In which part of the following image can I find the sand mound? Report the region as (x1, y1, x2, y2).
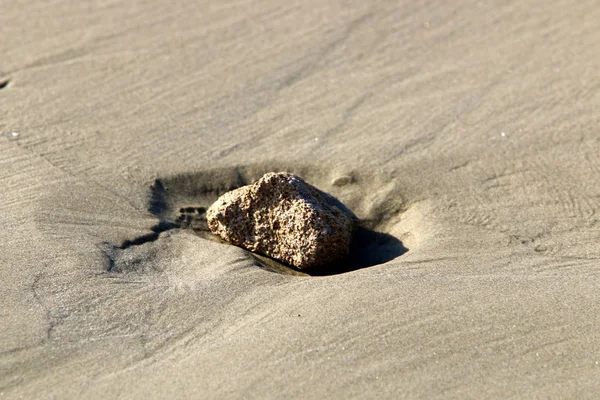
(136, 163, 410, 275)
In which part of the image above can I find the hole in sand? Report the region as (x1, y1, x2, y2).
(138, 163, 408, 276)
(0, 78, 10, 89)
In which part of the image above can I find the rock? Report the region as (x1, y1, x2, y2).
(206, 172, 357, 269)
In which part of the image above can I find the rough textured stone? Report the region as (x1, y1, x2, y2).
(206, 172, 357, 269)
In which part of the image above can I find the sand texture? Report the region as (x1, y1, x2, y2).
(1, 0, 600, 398)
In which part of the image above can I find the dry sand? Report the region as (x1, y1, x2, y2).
(2, 0, 600, 398)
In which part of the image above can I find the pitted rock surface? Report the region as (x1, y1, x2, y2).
(206, 172, 357, 269)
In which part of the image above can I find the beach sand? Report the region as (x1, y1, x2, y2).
(2, 0, 600, 398)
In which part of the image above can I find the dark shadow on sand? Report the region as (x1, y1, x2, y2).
(248, 226, 408, 276)
(304, 227, 408, 276)
(118, 221, 178, 250)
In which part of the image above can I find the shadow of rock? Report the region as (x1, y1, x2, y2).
(302, 227, 408, 276)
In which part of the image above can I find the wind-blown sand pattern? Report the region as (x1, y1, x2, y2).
(2, 1, 600, 398)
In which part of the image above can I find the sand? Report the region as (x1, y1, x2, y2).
(1, 0, 600, 398)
